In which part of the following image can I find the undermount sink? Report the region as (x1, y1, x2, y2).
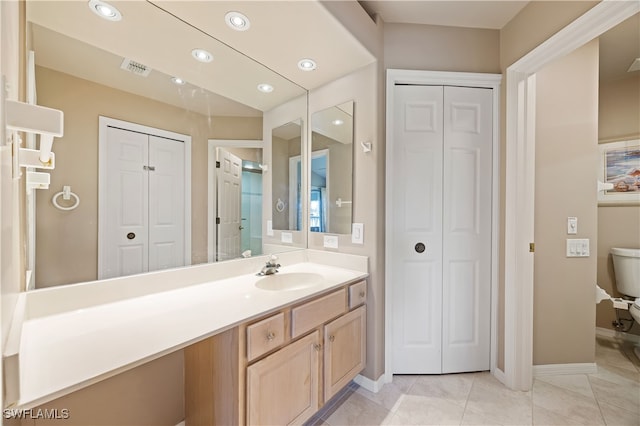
(255, 272, 324, 291)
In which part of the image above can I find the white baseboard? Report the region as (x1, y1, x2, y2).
(354, 373, 386, 393)
(533, 363, 598, 377)
(492, 366, 507, 385)
(596, 326, 640, 344)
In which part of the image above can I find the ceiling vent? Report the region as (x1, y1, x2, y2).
(120, 58, 152, 77)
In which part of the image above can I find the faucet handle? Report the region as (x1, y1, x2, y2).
(269, 254, 278, 261)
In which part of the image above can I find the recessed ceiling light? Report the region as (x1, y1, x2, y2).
(225, 11, 250, 31)
(88, 0, 122, 21)
(171, 77, 186, 85)
(191, 49, 213, 63)
(298, 58, 317, 71)
(257, 83, 274, 93)
(332, 119, 344, 126)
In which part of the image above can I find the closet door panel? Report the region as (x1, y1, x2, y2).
(391, 85, 444, 373)
(442, 86, 492, 373)
(148, 135, 185, 272)
(102, 127, 149, 279)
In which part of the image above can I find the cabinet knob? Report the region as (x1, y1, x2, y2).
(266, 332, 276, 341)
(313, 343, 322, 351)
(329, 335, 335, 342)
(359, 291, 365, 298)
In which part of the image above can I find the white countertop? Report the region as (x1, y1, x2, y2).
(10, 253, 368, 408)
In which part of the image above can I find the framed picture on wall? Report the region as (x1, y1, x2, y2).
(598, 139, 640, 205)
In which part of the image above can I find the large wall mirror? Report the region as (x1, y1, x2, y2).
(26, 1, 307, 288)
(309, 101, 354, 234)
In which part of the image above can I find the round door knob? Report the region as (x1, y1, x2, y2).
(415, 242, 425, 253)
(127, 232, 136, 240)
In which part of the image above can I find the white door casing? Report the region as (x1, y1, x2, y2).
(206, 139, 262, 263)
(98, 117, 191, 280)
(391, 84, 493, 374)
(216, 148, 242, 261)
(385, 70, 501, 382)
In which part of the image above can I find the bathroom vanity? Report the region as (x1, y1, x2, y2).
(4, 249, 368, 423)
(185, 278, 367, 425)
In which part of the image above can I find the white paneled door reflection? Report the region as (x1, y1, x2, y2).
(216, 148, 242, 261)
(102, 126, 185, 279)
(392, 85, 492, 374)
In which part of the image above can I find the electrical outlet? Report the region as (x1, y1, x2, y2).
(352, 223, 364, 244)
(324, 235, 339, 249)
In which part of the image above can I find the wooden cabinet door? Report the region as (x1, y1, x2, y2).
(246, 331, 320, 426)
(324, 306, 366, 401)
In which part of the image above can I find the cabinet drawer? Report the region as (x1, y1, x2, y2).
(291, 289, 346, 338)
(247, 312, 285, 362)
(348, 281, 366, 309)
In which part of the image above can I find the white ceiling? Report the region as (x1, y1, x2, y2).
(26, 0, 376, 116)
(359, 1, 530, 29)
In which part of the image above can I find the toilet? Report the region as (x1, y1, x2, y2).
(610, 248, 640, 324)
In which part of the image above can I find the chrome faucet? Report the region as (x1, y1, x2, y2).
(258, 255, 280, 276)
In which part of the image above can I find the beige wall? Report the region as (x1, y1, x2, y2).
(34, 66, 262, 288)
(500, 1, 598, 70)
(533, 40, 599, 365)
(597, 74, 640, 334)
(384, 22, 500, 73)
(31, 352, 184, 426)
(498, 0, 599, 371)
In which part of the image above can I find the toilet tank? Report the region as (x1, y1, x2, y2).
(611, 248, 640, 297)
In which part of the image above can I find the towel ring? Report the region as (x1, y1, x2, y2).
(275, 198, 286, 213)
(52, 186, 80, 211)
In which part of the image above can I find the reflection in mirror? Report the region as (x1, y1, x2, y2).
(26, 1, 306, 289)
(310, 102, 354, 234)
(214, 145, 263, 262)
(272, 120, 303, 231)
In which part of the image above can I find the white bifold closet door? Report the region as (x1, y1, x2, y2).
(102, 126, 185, 279)
(392, 85, 492, 374)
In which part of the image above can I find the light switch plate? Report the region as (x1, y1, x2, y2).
(566, 238, 589, 257)
(281, 232, 293, 244)
(324, 235, 339, 249)
(567, 217, 577, 234)
(266, 220, 273, 237)
(352, 223, 364, 244)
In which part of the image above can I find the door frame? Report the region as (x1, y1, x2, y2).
(98, 116, 192, 278)
(502, 0, 640, 391)
(384, 70, 502, 383)
(207, 139, 263, 263)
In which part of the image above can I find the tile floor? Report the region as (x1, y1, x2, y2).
(308, 335, 640, 425)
